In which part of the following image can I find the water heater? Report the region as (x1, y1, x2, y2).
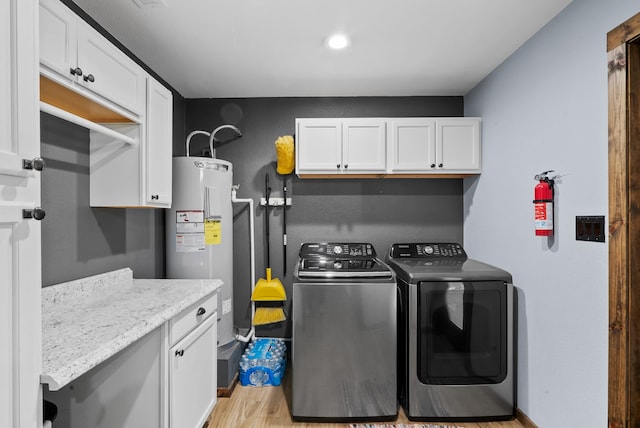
(166, 157, 234, 347)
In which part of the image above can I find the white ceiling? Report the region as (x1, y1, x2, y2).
(71, 0, 573, 99)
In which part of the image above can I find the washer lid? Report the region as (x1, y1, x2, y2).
(386, 243, 512, 283)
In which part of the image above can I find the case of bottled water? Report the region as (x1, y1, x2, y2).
(239, 338, 287, 387)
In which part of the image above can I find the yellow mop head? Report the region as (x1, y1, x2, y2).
(275, 135, 295, 175)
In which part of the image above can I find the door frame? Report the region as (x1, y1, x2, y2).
(608, 11, 640, 428)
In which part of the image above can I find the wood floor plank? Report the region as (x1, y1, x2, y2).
(206, 370, 525, 428)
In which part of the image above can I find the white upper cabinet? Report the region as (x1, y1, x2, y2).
(39, 0, 145, 118)
(389, 118, 436, 172)
(297, 117, 481, 177)
(296, 118, 342, 172)
(342, 119, 387, 172)
(39, 0, 76, 80)
(296, 118, 386, 175)
(39, 0, 173, 208)
(76, 24, 146, 116)
(436, 118, 481, 173)
(144, 78, 173, 207)
(89, 75, 173, 208)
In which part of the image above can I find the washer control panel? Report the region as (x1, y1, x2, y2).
(300, 242, 376, 258)
(389, 243, 467, 259)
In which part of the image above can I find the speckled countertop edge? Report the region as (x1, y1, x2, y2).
(41, 269, 222, 391)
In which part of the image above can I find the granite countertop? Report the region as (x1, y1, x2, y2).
(41, 268, 222, 391)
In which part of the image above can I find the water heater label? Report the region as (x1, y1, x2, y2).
(176, 210, 204, 223)
(205, 219, 222, 245)
(175, 210, 205, 252)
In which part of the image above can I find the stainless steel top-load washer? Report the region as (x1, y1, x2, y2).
(386, 243, 516, 421)
(292, 242, 397, 421)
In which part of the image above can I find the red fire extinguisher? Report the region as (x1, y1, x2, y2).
(533, 171, 555, 236)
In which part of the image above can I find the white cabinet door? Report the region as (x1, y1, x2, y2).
(77, 23, 146, 116)
(1, 1, 42, 427)
(389, 118, 436, 172)
(169, 313, 217, 428)
(145, 78, 173, 207)
(39, 0, 77, 81)
(436, 118, 481, 172)
(89, 76, 173, 208)
(296, 118, 342, 173)
(39, 0, 146, 117)
(342, 119, 386, 172)
(44, 326, 164, 428)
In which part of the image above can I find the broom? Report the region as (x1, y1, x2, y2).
(251, 174, 286, 325)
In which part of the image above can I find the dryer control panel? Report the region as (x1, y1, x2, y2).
(389, 243, 467, 259)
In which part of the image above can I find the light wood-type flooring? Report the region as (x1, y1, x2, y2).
(206, 373, 525, 428)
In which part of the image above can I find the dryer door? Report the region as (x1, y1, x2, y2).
(417, 280, 507, 385)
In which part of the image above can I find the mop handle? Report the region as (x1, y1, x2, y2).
(265, 174, 270, 267)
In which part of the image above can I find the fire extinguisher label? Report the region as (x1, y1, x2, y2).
(534, 202, 553, 230)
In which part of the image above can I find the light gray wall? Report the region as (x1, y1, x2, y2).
(463, 1, 639, 426)
(185, 96, 465, 337)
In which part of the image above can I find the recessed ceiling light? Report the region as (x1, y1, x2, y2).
(326, 34, 350, 50)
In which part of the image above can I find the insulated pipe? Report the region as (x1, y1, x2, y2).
(185, 130, 211, 157)
(231, 185, 255, 343)
(209, 124, 242, 159)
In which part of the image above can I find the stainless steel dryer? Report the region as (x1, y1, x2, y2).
(386, 243, 516, 421)
(292, 242, 397, 421)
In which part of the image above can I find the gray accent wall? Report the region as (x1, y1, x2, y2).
(40, 95, 466, 338)
(184, 96, 465, 337)
(40, 113, 166, 286)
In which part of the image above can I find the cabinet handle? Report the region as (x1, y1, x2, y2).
(197, 307, 206, 316)
(344, 164, 348, 169)
(23, 208, 46, 221)
(336, 164, 340, 169)
(83, 74, 95, 83)
(23, 157, 46, 171)
(175, 349, 184, 357)
(151, 194, 159, 200)
(70, 67, 83, 76)
(430, 163, 436, 168)
(438, 163, 443, 168)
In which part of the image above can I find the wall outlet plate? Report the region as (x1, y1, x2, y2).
(576, 216, 605, 242)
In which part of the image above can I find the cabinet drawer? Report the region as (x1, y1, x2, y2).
(170, 293, 217, 345)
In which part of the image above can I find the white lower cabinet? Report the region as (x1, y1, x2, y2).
(43, 327, 165, 428)
(169, 314, 217, 428)
(43, 292, 218, 428)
